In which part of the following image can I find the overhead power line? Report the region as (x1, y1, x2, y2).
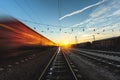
(14, 0, 33, 21)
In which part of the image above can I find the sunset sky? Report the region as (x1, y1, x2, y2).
(0, 0, 120, 44)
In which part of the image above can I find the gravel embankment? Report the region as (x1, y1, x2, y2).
(68, 52, 120, 80)
(0, 48, 57, 80)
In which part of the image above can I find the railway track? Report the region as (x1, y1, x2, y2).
(78, 48, 120, 57)
(73, 48, 120, 70)
(38, 47, 84, 80)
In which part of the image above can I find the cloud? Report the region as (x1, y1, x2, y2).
(111, 9, 120, 16)
(72, 18, 91, 27)
(59, 0, 107, 20)
(71, 0, 120, 28)
(90, 7, 109, 18)
(66, 0, 120, 43)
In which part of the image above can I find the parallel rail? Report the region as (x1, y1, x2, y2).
(38, 47, 84, 80)
(73, 48, 120, 69)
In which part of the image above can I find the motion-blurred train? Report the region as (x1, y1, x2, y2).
(0, 17, 56, 59)
(74, 36, 120, 52)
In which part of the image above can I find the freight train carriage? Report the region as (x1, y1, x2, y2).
(92, 36, 120, 51)
(76, 42, 91, 49)
(74, 36, 120, 52)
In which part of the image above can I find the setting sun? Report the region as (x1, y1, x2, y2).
(58, 41, 71, 48)
(63, 41, 69, 46)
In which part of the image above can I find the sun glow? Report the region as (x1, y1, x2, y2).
(58, 41, 71, 49)
(63, 41, 69, 45)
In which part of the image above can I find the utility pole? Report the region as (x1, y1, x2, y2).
(75, 36, 78, 44)
(93, 35, 95, 41)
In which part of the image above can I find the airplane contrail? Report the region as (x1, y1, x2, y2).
(59, 0, 107, 20)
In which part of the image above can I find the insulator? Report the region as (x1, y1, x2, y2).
(72, 29, 73, 32)
(112, 29, 114, 32)
(83, 28, 85, 32)
(75, 36, 77, 38)
(97, 33, 100, 34)
(60, 28, 61, 31)
(103, 29, 105, 32)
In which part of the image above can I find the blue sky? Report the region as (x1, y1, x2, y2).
(0, 0, 120, 44)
